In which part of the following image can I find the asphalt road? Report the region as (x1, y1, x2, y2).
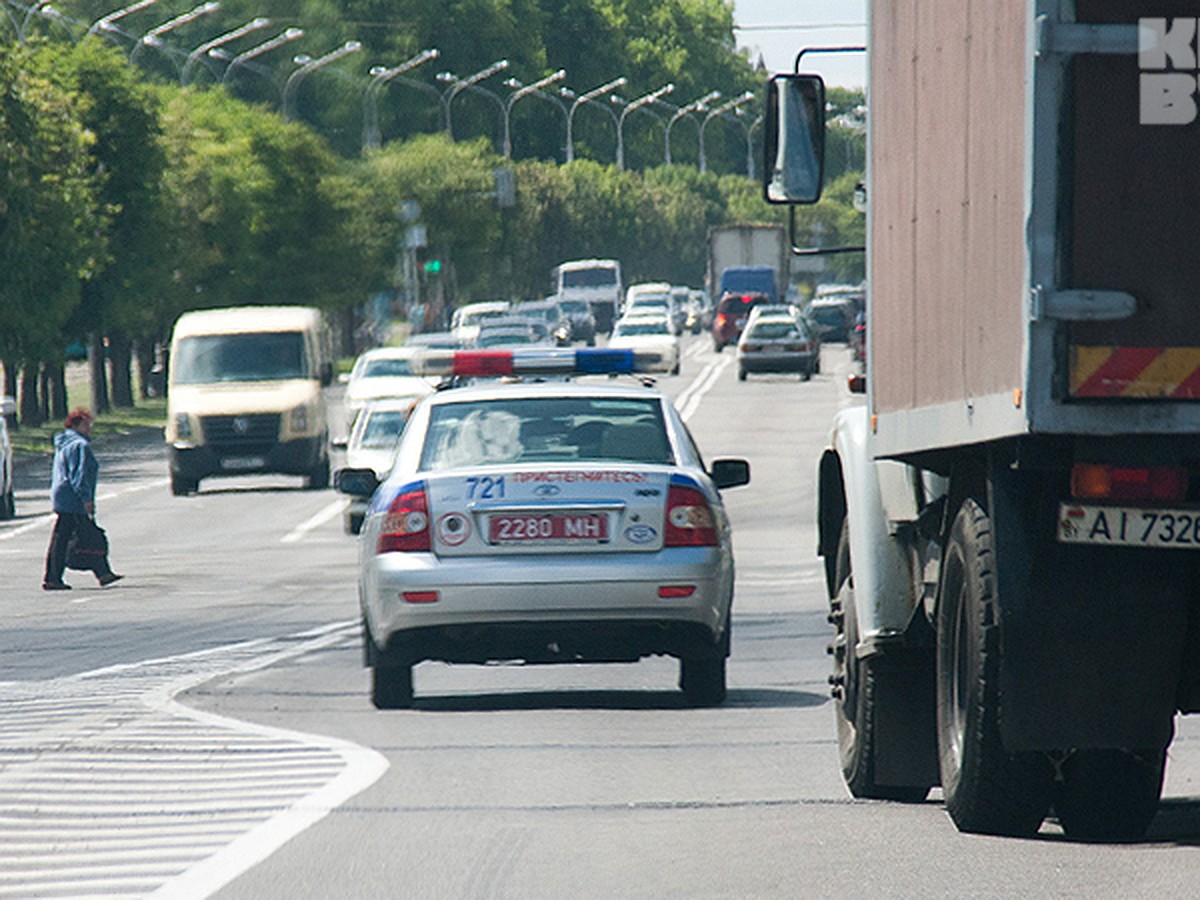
(4, 336, 1200, 898)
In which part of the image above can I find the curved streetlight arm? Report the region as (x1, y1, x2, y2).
(282, 40, 364, 120)
(698, 90, 755, 173)
(182, 16, 270, 86)
(221, 27, 304, 85)
(131, 1, 220, 66)
(363, 48, 440, 150)
(88, 0, 161, 37)
(664, 90, 720, 164)
(564, 76, 626, 163)
(438, 59, 508, 137)
(502, 69, 565, 158)
(616, 83, 674, 170)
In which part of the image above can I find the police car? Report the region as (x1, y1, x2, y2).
(336, 348, 750, 709)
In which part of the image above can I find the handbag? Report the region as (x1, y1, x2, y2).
(66, 517, 108, 571)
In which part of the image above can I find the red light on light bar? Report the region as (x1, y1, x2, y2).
(1070, 464, 1188, 502)
(657, 585, 696, 599)
(455, 350, 514, 377)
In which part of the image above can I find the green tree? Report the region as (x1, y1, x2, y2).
(0, 42, 105, 424)
(32, 38, 173, 411)
(156, 85, 369, 314)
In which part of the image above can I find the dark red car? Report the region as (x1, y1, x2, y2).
(711, 291, 774, 351)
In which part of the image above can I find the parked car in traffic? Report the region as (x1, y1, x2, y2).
(805, 296, 856, 342)
(0, 395, 14, 520)
(343, 346, 438, 430)
(609, 313, 682, 375)
(513, 300, 573, 346)
(711, 291, 775, 351)
(475, 317, 553, 348)
(450, 301, 511, 346)
(736, 310, 819, 381)
(334, 398, 416, 534)
(553, 297, 597, 345)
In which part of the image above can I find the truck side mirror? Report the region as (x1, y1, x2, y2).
(763, 74, 826, 205)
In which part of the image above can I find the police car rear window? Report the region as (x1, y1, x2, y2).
(420, 397, 671, 470)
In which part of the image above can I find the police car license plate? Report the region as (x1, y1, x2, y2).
(488, 513, 608, 544)
(1058, 503, 1200, 549)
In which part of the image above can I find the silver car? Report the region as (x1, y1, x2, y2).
(334, 398, 417, 534)
(338, 351, 750, 709)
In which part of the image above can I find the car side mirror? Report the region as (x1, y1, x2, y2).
(710, 458, 750, 490)
(335, 467, 379, 498)
(319, 361, 334, 387)
(763, 73, 826, 205)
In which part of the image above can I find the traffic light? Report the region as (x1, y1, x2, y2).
(423, 259, 442, 274)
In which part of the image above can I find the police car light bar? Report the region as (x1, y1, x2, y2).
(410, 348, 669, 377)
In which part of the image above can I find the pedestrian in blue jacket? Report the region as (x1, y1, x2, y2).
(42, 409, 122, 590)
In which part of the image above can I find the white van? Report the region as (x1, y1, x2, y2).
(165, 306, 334, 495)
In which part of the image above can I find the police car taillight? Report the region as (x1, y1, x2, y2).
(378, 484, 431, 553)
(409, 347, 670, 377)
(664, 484, 718, 547)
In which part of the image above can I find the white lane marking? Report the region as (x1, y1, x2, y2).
(0, 620, 388, 899)
(281, 498, 347, 543)
(677, 354, 732, 422)
(0, 478, 169, 542)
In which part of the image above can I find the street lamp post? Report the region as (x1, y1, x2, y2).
(363, 48, 439, 150)
(182, 17, 270, 86)
(130, 1, 221, 67)
(699, 90, 754, 173)
(437, 59, 509, 140)
(504, 76, 571, 162)
(501, 69, 565, 158)
(282, 41, 364, 120)
(664, 90, 720, 165)
(220, 27, 304, 90)
(87, 0, 162, 42)
(564, 76, 626, 163)
(11, 0, 50, 42)
(616, 83, 674, 171)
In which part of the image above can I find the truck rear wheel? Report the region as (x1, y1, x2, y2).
(937, 498, 1053, 836)
(832, 522, 930, 802)
(1053, 748, 1165, 842)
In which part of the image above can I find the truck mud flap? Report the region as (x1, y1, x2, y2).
(987, 451, 1186, 752)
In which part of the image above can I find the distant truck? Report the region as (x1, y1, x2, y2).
(768, 3, 1200, 842)
(551, 259, 623, 334)
(706, 224, 788, 305)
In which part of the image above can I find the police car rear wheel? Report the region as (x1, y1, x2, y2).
(680, 656, 726, 706)
(371, 664, 414, 709)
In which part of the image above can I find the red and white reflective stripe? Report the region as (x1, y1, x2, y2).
(1070, 346, 1200, 399)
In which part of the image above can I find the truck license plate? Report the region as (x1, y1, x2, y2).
(1058, 503, 1200, 549)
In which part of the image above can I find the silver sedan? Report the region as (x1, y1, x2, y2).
(338, 353, 749, 709)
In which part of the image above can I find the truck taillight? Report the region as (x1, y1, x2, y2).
(1071, 464, 1188, 502)
(378, 484, 431, 552)
(664, 484, 718, 547)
